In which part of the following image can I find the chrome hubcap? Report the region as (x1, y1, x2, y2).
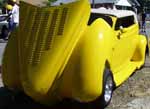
(104, 76, 113, 102)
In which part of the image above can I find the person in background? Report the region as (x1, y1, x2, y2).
(5, 4, 13, 34)
(8, 0, 19, 32)
(0, 4, 13, 40)
(142, 12, 146, 32)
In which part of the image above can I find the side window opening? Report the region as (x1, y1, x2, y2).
(115, 16, 135, 30)
(88, 13, 113, 27)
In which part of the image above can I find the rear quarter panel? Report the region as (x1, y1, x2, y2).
(61, 18, 116, 102)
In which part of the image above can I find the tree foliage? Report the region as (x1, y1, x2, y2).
(47, 0, 57, 5)
(48, 0, 57, 2)
(0, 0, 4, 8)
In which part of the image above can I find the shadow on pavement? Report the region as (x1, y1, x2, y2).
(0, 87, 95, 109)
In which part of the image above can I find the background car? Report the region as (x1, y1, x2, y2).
(0, 14, 9, 39)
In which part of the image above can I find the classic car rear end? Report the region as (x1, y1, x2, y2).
(2, 0, 147, 108)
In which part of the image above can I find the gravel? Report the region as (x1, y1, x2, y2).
(106, 56, 150, 109)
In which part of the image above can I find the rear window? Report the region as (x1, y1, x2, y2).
(88, 13, 113, 27)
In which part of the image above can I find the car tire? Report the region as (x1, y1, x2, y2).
(92, 68, 114, 108)
(146, 45, 149, 55)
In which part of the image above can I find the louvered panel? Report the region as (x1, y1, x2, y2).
(45, 9, 59, 50)
(33, 10, 51, 65)
(24, 8, 37, 48)
(20, 4, 30, 32)
(27, 9, 42, 64)
(20, 3, 38, 68)
(57, 8, 68, 36)
(20, 4, 70, 65)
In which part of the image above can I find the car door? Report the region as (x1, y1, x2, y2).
(110, 16, 137, 72)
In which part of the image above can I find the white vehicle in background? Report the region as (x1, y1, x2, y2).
(0, 14, 9, 40)
(0, 14, 8, 30)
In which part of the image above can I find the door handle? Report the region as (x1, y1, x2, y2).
(117, 32, 121, 39)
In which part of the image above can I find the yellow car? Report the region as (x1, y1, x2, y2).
(2, 0, 147, 108)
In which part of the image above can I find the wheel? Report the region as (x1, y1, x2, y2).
(92, 68, 114, 108)
(146, 44, 149, 56)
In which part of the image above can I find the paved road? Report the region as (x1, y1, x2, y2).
(0, 41, 6, 65)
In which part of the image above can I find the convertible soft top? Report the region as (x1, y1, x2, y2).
(91, 8, 138, 23)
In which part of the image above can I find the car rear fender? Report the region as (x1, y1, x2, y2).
(71, 18, 115, 102)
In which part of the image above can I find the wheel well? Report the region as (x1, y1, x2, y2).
(105, 60, 116, 88)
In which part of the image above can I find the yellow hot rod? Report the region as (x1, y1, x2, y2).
(2, 0, 147, 108)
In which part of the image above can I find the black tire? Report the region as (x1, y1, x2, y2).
(92, 68, 114, 109)
(146, 44, 149, 56)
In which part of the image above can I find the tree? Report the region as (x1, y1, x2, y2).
(47, 0, 57, 5)
(0, 0, 5, 8)
(140, 0, 150, 12)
